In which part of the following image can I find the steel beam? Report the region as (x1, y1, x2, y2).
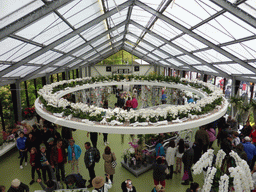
(0, 0, 74, 41)
(0, 1, 132, 77)
(135, 0, 256, 74)
(130, 20, 230, 78)
(18, 22, 127, 81)
(210, 0, 256, 29)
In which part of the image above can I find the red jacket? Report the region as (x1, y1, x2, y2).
(250, 130, 256, 143)
(50, 145, 67, 166)
(125, 100, 132, 108)
(131, 98, 138, 109)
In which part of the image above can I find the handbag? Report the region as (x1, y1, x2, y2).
(111, 153, 117, 168)
(182, 170, 189, 181)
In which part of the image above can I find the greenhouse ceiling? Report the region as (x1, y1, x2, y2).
(1, 0, 256, 86)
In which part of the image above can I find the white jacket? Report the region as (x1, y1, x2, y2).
(166, 147, 177, 166)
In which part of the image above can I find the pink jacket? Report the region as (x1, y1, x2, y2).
(206, 128, 216, 142)
(131, 98, 138, 109)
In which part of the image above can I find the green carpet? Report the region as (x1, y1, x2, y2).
(0, 128, 207, 191)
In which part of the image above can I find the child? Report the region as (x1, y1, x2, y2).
(29, 147, 41, 185)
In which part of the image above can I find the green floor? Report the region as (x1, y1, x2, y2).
(0, 129, 205, 191)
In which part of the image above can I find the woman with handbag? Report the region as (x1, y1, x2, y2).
(103, 146, 116, 183)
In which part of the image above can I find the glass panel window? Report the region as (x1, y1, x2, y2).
(167, 58, 184, 66)
(147, 53, 159, 61)
(215, 64, 253, 74)
(199, 49, 231, 62)
(222, 43, 256, 60)
(239, 1, 256, 18)
(29, 50, 62, 65)
(126, 34, 138, 44)
(97, 44, 109, 52)
(177, 55, 201, 64)
(15, 13, 72, 45)
(0, 0, 44, 29)
(91, 36, 109, 47)
(72, 46, 92, 57)
(152, 20, 182, 40)
(68, 59, 83, 68)
(143, 34, 164, 47)
(110, 26, 125, 37)
(3, 66, 39, 77)
(173, 35, 207, 51)
(55, 36, 85, 53)
(83, 51, 97, 60)
(160, 44, 182, 56)
(131, 6, 152, 27)
(39, 67, 56, 74)
(53, 57, 74, 66)
(152, 50, 169, 59)
(138, 41, 155, 51)
(194, 65, 217, 73)
(81, 22, 106, 41)
(128, 24, 144, 37)
(100, 48, 112, 56)
(0, 64, 10, 71)
(135, 47, 148, 55)
(58, 0, 101, 29)
(108, 8, 128, 27)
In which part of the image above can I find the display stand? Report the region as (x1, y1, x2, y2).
(0, 142, 16, 156)
(121, 160, 153, 177)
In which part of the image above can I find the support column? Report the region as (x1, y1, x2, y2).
(42, 77, 46, 86)
(250, 83, 254, 101)
(62, 72, 66, 80)
(11, 82, 22, 122)
(235, 80, 240, 96)
(223, 78, 227, 94)
(0, 99, 5, 131)
(34, 79, 38, 98)
(168, 68, 171, 76)
(182, 71, 186, 78)
(57, 73, 59, 82)
(51, 75, 53, 83)
(79, 67, 83, 78)
(24, 81, 30, 107)
(46, 74, 50, 84)
(76, 69, 79, 78)
(214, 76, 217, 85)
(85, 67, 87, 77)
(65, 69, 69, 80)
(203, 74, 208, 82)
(88, 66, 91, 77)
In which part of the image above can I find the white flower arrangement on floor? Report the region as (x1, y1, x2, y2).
(192, 149, 254, 192)
(37, 75, 225, 125)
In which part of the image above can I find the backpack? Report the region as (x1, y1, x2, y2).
(93, 147, 101, 163)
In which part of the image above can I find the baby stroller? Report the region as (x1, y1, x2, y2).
(64, 173, 86, 189)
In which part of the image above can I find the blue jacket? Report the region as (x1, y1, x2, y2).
(68, 144, 82, 161)
(155, 143, 165, 157)
(242, 142, 256, 161)
(17, 137, 27, 150)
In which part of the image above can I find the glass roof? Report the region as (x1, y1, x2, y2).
(1, 0, 256, 84)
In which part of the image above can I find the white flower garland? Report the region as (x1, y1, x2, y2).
(192, 149, 214, 175)
(215, 149, 226, 168)
(202, 167, 217, 192)
(219, 174, 229, 192)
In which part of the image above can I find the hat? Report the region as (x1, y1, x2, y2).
(155, 185, 165, 192)
(47, 137, 54, 143)
(92, 176, 105, 189)
(11, 179, 21, 187)
(40, 144, 46, 149)
(245, 136, 251, 142)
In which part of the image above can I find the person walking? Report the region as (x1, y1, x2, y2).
(7, 179, 29, 192)
(153, 157, 167, 187)
(68, 139, 82, 174)
(87, 132, 99, 148)
(181, 143, 194, 185)
(17, 132, 28, 169)
(50, 139, 67, 182)
(165, 140, 176, 179)
(131, 95, 138, 110)
(206, 124, 216, 148)
(84, 142, 97, 188)
(195, 125, 210, 153)
(102, 146, 116, 182)
(92, 175, 112, 192)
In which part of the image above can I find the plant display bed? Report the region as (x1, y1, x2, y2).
(0, 142, 16, 156)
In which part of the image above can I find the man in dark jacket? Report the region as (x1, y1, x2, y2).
(153, 157, 167, 187)
(84, 142, 96, 188)
(182, 143, 194, 185)
(50, 139, 67, 182)
(7, 179, 29, 192)
(195, 126, 209, 153)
